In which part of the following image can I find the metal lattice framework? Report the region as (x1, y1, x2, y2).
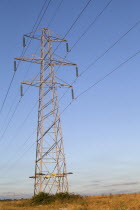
(15, 28, 77, 195)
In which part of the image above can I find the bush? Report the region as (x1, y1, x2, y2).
(32, 192, 82, 205)
(32, 192, 53, 204)
(54, 192, 81, 202)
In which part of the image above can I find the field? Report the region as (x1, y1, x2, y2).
(1, 193, 140, 210)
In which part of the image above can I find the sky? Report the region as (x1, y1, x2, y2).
(0, 0, 140, 198)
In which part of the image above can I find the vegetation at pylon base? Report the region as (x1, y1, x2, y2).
(32, 192, 52, 204)
(54, 192, 81, 200)
(31, 192, 83, 205)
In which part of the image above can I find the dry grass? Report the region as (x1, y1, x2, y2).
(1, 193, 140, 209)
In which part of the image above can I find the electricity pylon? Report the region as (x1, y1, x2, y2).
(15, 28, 78, 195)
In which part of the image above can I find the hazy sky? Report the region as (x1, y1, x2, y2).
(0, 0, 140, 198)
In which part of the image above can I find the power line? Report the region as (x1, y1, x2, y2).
(55, 0, 113, 84)
(53, 0, 113, 104)
(16, 0, 52, 69)
(34, 0, 52, 30)
(48, 0, 64, 27)
(0, 46, 40, 134)
(71, 0, 113, 51)
(16, 0, 49, 60)
(3, 140, 36, 174)
(0, 68, 50, 145)
(0, 70, 43, 145)
(59, 14, 140, 102)
(32, 0, 50, 32)
(1, 99, 73, 174)
(50, 0, 93, 56)
(0, 129, 36, 172)
(76, 49, 140, 99)
(0, 0, 55, 141)
(16, 0, 52, 72)
(0, 0, 52, 120)
(0, 98, 21, 143)
(65, 0, 93, 37)
(78, 19, 140, 78)
(1, 102, 38, 152)
(70, 0, 113, 52)
(0, 72, 16, 115)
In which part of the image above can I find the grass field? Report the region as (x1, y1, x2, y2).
(1, 193, 140, 209)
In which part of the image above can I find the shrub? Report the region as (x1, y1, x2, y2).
(32, 192, 82, 205)
(32, 192, 53, 204)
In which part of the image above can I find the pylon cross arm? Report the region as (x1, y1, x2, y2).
(22, 80, 72, 88)
(15, 57, 76, 66)
(15, 57, 41, 64)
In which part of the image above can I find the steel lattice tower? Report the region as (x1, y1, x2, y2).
(15, 28, 77, 195)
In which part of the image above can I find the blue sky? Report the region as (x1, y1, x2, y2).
(0, 0, 140, 198)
